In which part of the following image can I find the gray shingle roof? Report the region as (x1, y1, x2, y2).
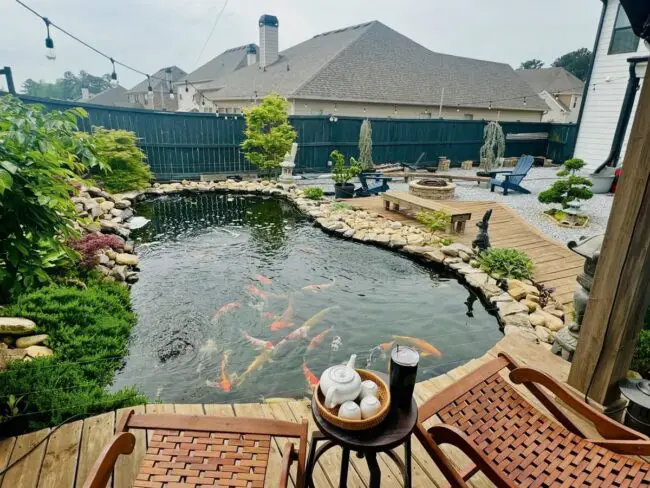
(129, 66, 187, 93)
(81, 85, 140, 108)
(180, 45, 253, 84)
(517, 67, 584, 96)
(202, 21, 546, 111)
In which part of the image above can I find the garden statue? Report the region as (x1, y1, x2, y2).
(472, 209, 492, 253)
(552, 234, 603, 361)
(279, 143, 298, 185)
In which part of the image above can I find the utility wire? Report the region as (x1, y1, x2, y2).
(194, 0, 229, 67)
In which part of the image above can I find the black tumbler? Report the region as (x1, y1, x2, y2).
(389, 345, 419, 409)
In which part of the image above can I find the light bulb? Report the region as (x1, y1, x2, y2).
(148, 90, 153, 100)
(45, 44, 56, 60)
(44, 19, 55, 61)
(169, 91, 175, 100)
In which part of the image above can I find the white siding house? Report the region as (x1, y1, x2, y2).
(574, 0, 648, 173)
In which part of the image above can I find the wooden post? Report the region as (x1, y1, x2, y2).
(568, 73, 650, 405)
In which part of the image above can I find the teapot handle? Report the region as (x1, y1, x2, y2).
(324, 386, 339, 409)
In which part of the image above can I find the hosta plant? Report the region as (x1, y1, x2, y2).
(476, 248, 534, 280)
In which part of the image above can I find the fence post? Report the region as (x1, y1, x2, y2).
(1, 67, 16, 94)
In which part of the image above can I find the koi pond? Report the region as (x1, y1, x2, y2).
(112, 193, 502, 403)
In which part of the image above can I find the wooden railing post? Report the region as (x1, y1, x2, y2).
(568, 73, 650, 406)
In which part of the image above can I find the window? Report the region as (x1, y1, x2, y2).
(419, 112, 432, 119)
(464, 114, 474, 120)
(609, 4, 639, 54)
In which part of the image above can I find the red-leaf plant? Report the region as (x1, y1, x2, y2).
(69, 233, 125, 269)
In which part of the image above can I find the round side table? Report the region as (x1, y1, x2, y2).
(304, 371, 417, 488)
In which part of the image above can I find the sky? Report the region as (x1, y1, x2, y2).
(0, 0, 602, 91)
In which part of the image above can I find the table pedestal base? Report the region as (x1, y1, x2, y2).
(304, 431, 412, 488)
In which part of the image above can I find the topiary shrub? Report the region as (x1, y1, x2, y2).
(68, 233, 125, 269)
(476, 248, 534, 280)
(538, 158, 593, 209)
(241, 94, 296, 177)
(416, 210, 451, 233)
(303, 187, 324, 200)
(358, 119, 373, 171)
(87, 128, 153, 193)
(0, 278, 145, 434)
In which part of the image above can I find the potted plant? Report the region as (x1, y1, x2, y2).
(538, 158, 593, 227)
(331, 150, 361, 198)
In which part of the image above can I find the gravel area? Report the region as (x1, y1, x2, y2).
(295, 167, 614, 245)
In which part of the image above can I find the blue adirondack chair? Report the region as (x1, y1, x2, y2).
(354, 172, 393, 197)
(489, 155, 535, 195)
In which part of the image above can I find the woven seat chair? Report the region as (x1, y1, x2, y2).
(82, 410, 308, 488)
(416, 352, 650, 487)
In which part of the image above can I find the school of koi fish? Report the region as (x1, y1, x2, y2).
(203, 275, 442, 394)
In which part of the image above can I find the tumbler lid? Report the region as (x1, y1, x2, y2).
(391, 345, 419, 366)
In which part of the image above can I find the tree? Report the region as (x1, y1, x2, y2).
(552, 48, 592, 81)
(538, 158, 593, 209)
(519, 59, 545, 70)
(479, 121, 505, 172)
(358, 119, 373, 171)
(21, 70, 112, 100)
(241, 94, 296, 176)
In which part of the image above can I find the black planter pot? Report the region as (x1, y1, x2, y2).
(334, 183, 355, 199)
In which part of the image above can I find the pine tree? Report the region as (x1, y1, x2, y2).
(358, 119, 373, 171)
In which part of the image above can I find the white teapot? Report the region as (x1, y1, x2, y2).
(319, 354, 362, 409)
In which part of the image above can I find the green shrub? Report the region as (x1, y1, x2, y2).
(87, 128, 153, 193)
(416, 210, 451, 233)
(303, 187, 324, 200)
(331, 150, 361, 185)
(0, 278, 145, 433)
(332, 202, 353, 211)
(241, 94, 296, 176)
(632, 330, 650, 378)
(476, 248, 534, 280)
(538, 158, 593, 209)
(0, 96, 94, 301)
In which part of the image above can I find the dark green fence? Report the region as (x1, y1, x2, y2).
(10, 94, 577, 180)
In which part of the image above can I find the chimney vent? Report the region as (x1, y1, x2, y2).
(259, 14, 279, 68)
(246, 44, 258, 66)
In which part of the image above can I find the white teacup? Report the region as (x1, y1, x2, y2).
(360, 395, 382, 419)
(359, 380, 379, 400)
(338, 401, 361, 421)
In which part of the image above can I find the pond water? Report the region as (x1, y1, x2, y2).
(112, 193, 502, 403)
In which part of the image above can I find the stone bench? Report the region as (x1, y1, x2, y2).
(381, 191, 472, 233)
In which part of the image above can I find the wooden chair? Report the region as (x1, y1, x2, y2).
(82, 410, 308, 488)
(416, 353, 650, 487)
(488, 155, 535, 195)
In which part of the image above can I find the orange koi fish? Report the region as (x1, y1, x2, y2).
(241, 330, 274, 351)
(254, 275, 273, 285)
(247, 285, 269, 300)
(235, 349, 273, 386)
(303, 362, 319, 390)
(302, 279, 336, 292)
(379, 340, 395, 351)
(307, 328, 332, 351)
(392, 335, 442, 359)
(270, 297, 294, 331)
(213, 302, 240, 320)
(206, 351, 233, 392)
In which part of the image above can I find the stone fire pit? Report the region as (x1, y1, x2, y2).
(409, 178, 456, 200)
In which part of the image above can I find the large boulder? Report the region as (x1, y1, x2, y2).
(507, 279, 539, 301)
(503, 313, 533, 329)
(88, 186, 113, 201)
(25, 345, 54, 358)
(497, 300, 529, 316)
(100, 201, 115, 213)
(441, 243, 474, 257)
(504, 325, 538, 343)
(114, 200, 132, 209)
(16, 334, 49, 348)
(115, 253, 139, 266)
(0, 318, 36, 336)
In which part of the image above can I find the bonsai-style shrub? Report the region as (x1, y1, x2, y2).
(0, 96, 91, 300)
(416, 210, 451, 233)
(358, 119, 373, 171)
(331, 150, 361, 186)
(479, 121, 505, 172)
(87, 128, 153, 193)
(241, 94, 296, 177)
(476, 247, 534, 280)
(68, 233, 125, 269)
(303, 187, 324, 200)
(539, 158, 593, 209)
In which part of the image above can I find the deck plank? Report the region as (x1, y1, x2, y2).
(0, 437, 16, 487)
(37, 420, 82, 488)
(113, 405, 145, 488)
(75, 412, 115, 488)
(1, 428, 50, 488)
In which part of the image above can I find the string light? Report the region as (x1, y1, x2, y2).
(488, 101, 492, 110)
(109, 58, 117, 83)
(456, 104, 460, 112)
(43, 17, 55, 60)
(523, 97, 527, 106)
(185, 81, 189, 93)
(147, 75, 153, 99)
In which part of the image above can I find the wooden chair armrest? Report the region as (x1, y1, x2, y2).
(81, 432, 136, 488)
(278, 441, 297, 488)
(487, 170, 513, 176)
(509, 367, 645, 440)
(588, 439, 650, 455)
(503, 173, 528, 179)
(426, 425, 513, 488)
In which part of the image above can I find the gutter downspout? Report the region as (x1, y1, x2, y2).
(594, 55, 649, 174)
(575, 0, 608, 132)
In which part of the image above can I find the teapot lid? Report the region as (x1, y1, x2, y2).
(326, 364, 355, 384)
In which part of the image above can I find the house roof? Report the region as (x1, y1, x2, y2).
(180, 45, 254, 84)
(517, 67, 585, 96)
(80, 85, 140, 108)
(200, 21, 546, 111)
(129, 66, 187, 93)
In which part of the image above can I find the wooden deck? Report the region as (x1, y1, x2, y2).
(342, 197, 584, 306)
(0, 335, 589, 488)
